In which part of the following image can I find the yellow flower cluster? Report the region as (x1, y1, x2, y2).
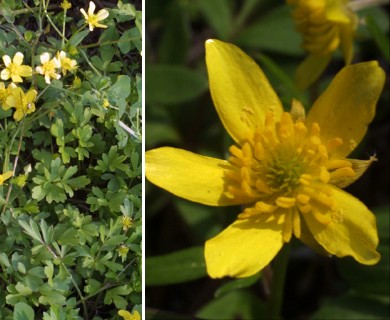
(0, 52, 37, 121)
(0, 50, 77, 121)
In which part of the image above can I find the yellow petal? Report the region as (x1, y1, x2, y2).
(19, 65, 32, 77)
(307, 61, 385, 158)
(303, 184, 380, 265)
(2, 55, 11, 66)
(205, 39, 283, 144)
(205, 216, 284, 278)
(325, 0, 351, 23)
(1, 69, 11, 81)
(88, 1, 96, 15)
(97, 9, 109, 20)
(295, 54, 331, 90)
(298, 213, 331, 257)
(146, 147, 248, 206)
(13, 52, 24, 65)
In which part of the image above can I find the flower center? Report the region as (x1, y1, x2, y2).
(224, 111, 357, 242)
(265, 150, 304, 193)
(9, 63, 21, 75)
(88, 15, 99, 26)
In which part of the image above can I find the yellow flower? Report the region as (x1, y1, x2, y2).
(121, 215, 133, 231)
(1, 52, 32, 83)
(80, 1, 109, 32)
(35, 52, 61, 84)
(56, 51, 77, 75)
(0, 171, 13, 185)
(287, 0, 357, 90)
(118, 310, 141, 320)
(60, 0, 72, 10)
(146, 39, 385, 279)
(117, 244, 129, 262)
(6, 87, 37, 121)
(0, 82, 17, 110)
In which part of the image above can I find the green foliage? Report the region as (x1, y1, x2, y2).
(0, 0, 141, 319)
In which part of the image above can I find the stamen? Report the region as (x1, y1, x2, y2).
(327, 159, 352, 169)
(293, 209, 301, 238)
(302, 187, 333, 208)
(320, 166, 330, 183)
(299, 174, 312, 185)
(283, 209, 293, 242)
(329, 167, 356, 180)
(255, 178, 273, 194)
(255, 201, 277, 213)
(276, 197, 296, 208)
(311, 207, 331, 225)
(297, 193, 310, 204)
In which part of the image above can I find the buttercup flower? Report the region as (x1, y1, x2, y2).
(146, 40, 385, 278)
(121, 215, 133, 231)
(1, 52, 32, 83)
(0, 171, 13, 185)
(60, 0, 72, 10)
(287, 0, 358, 89)
(35, 52, 61, 84)
(56, 51, 77, 75)
(80, 1, 109, 31)
(6, 87, 37, 121)
(117, 244, 129, 262)
(118, 310, 141, 320)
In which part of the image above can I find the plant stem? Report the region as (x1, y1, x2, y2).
(267, 243, 291, 320)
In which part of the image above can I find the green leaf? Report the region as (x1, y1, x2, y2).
(13, 302, 35, 320)
(197, 0, 232, 40)
(68, 30, 90, 47)
(236, 5, 303, 56)
(146, 65, 208, 105)
(214, 272, 261, 298)
(158, 3, 189, 64)
(196, 290, 267, 320)
(145, 309, 194, 320)
(366, 15, 390, 62)
(312, 291, 389, 320)
(19, 220, 42, 243)
(145, 246, 207, 286)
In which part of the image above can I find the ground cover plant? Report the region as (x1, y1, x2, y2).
(0, 1, 142, 319)
(145, 0, 389, 319)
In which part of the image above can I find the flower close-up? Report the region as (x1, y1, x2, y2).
(1, 52, 32, 83)
(287, 0, 358, 89)
(80, 1, 109, 32)
(35, 52, 61, 84)
(6, 87, 37, 121)
(146, 39, 385, 279)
